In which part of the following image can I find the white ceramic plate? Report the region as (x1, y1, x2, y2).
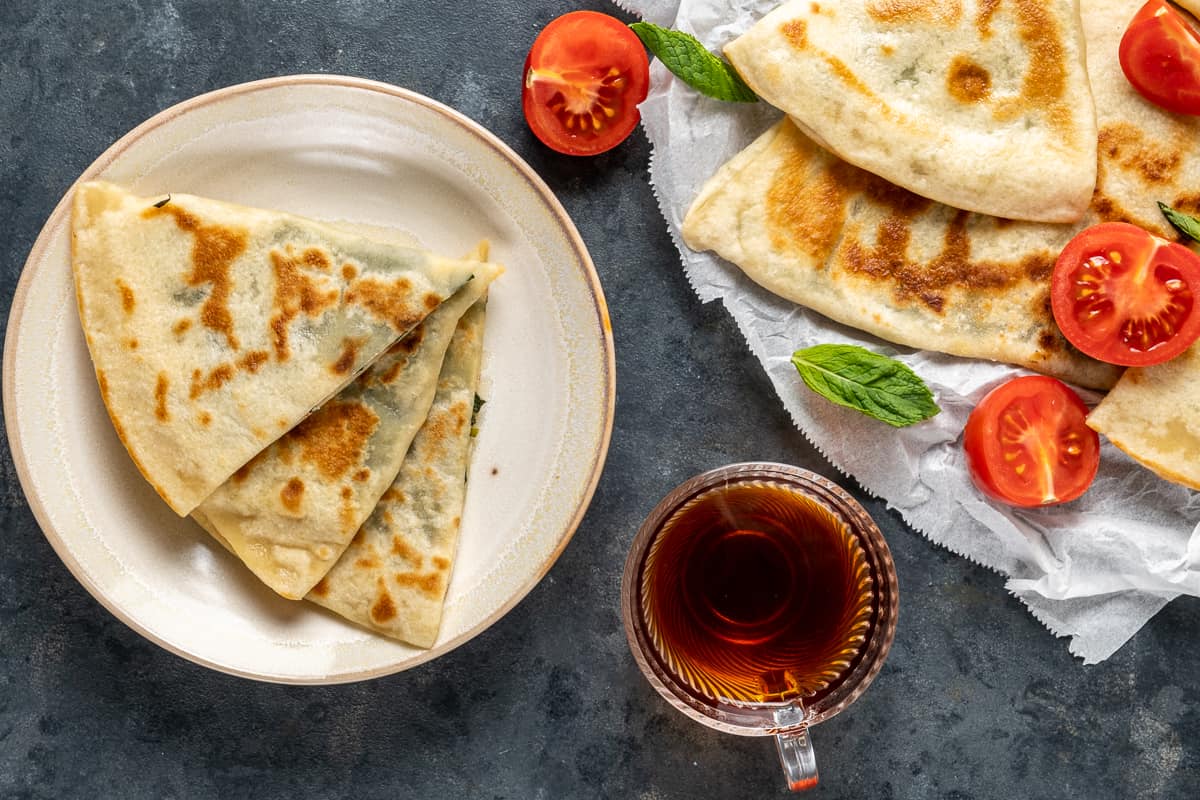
(4, 75, 615, 683)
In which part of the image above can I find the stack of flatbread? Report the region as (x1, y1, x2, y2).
(682, 0, 1200, 491)
(72, 181, 502, 647)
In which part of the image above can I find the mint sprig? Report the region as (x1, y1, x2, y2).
(791, 344, 940, 427)
(1159, 202, 1200, 243)
(630, 22, 758, 103)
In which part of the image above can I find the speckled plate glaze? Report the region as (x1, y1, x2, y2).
(3, 75, 615, 683)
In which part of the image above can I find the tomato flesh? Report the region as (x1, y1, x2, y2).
(1051, 222, 1200, 367)
(522, 11, 649, 156)
(963, 377, 1099, 507)
(1119, 0, 1200, 115)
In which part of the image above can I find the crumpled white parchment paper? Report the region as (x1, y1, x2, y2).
(614, 0, 1200, 663)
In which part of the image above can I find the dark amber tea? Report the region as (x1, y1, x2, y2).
(638, 480, 875, 705)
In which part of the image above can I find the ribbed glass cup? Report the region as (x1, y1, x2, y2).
(621, 463, 898, 792)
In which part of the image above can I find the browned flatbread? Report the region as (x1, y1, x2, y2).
(192, 250, 501, 600)
(683, 0, 1200, 391)
(724, 0, 1098, 222)
(72, 181, 487, 516)
(307, 295, 489, 646)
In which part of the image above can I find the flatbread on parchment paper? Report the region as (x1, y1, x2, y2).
(72, 181, 487, 516)
(724, 0, 1097, 222)
(683, 0, 1200, 392)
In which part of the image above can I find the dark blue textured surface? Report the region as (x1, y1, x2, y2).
(2, 2, 1199, 798)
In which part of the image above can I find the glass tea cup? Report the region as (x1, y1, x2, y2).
(621, 462, 898, 791)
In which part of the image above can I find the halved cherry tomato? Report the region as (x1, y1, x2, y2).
(963, 376, 1100, 507)
(1050, 222, 1200, 367)
(1119, 0, 1200, 115)
(522, 11, 649, 156)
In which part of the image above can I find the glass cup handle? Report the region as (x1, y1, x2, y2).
(774, 704, 818, 791)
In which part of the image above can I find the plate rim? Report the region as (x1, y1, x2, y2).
(2, 73, 616, 684)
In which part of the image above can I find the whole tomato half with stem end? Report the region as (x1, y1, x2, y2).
(521, 11, 650, 156)
(963, 376, 1100, 508)
(1119, 0, 1200, 115)
(1050, 221, 1200, 367)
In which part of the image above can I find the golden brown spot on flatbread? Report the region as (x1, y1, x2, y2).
(976, 0, 1000, 37)
(381, 487, 406, 504)
(947, 56, 991, 103)
(766, 129, 930, 263)
(268, 246, 341, 362)
(342, 263, 357, 281)
(353, 468, 370, 482)
(127, 338, 138, 350)
(451, 516, 460, 528)
(345, 275, 431, 333)
(310, 577, 330, 598)
(1089, 127, 1170, 232)
(423, 292, 441, 311)
(377, 359, 406, 386)
(187, 350, 269, 401)
(289, 399, 379, 481)
(491, 467, 499, 476)
(992, 0, 1070, 134)
(394, 571, 443, 599)
(240, 350, 269, 374)
(356, 556, 380, 569)
(866, 0, 961, 25)
(371, 581, 398, 622)
(116, 280, 135, 314)
(765, 134, 850, 263)
(433, 556, 450, 571)
(810, 2, 820, 12)
(331, 337, 365, 375)
(880, 44, 895, 56)
(390, 326, 426, 356)
(252, 427, 267, 440)
(338, 485, 358, 534)
(172, 318, 191, 336)
(391, 536, 423, 566)
(189, 364, 234, 400)
(841, 210, 1055, 312)
(1099, 123, 1182, 186)
(199, 411, 212, 426)
(303, 248, 332, 270)
(145, 204, 248, 351)
(154, 373, 169, 422)
(280, 477, 305, 512)
(781, 19, 808, 49)
(1171, 193, 1200, 218)
(277, 437, 294, 465)
(826, 55, 874, 99)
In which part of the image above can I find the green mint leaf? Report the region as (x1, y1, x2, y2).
(629, 22, 758, 103)
(1159, 201, 1200, 243)
(791, 344, 940, 427)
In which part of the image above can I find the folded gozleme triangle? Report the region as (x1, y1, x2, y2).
(308, 291, 490, 647)
(724, 0, 1097, 222)
(72, 181, 486, 516)
(193, 244, 502, 600)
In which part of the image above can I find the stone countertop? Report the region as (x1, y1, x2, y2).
(2, 1, 1198, 798)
